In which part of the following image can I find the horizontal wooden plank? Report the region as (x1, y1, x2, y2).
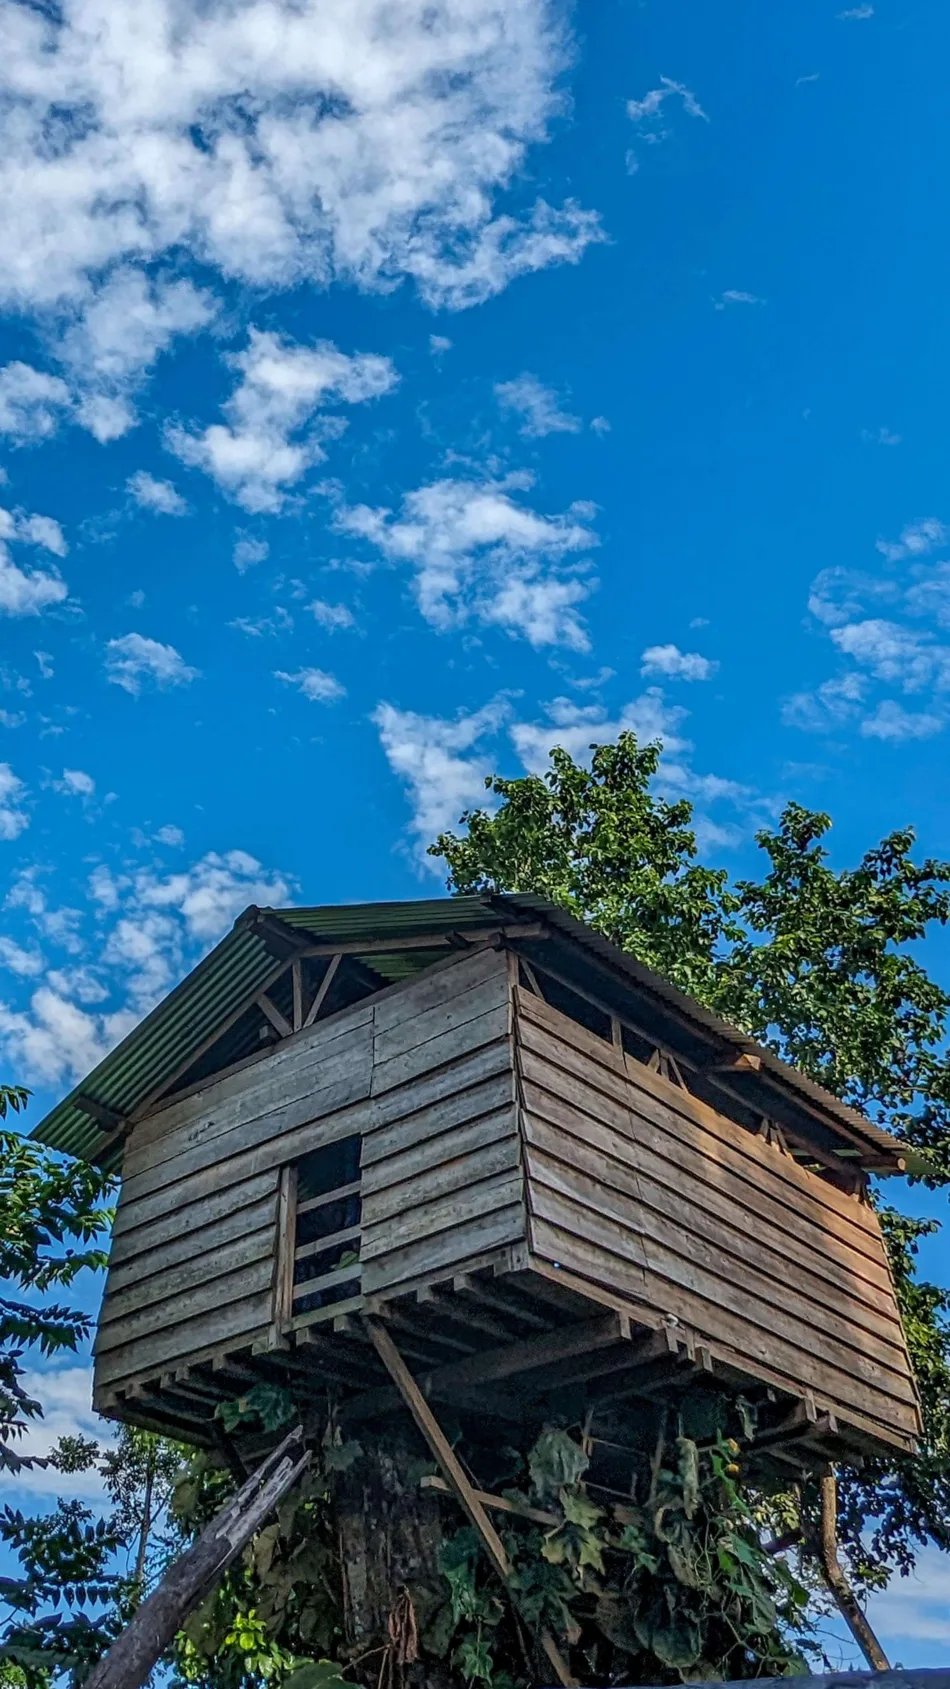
(362, 1168, 524, 1262)
(373, 946, 507, 1034)
(101, 1223, 277, 1327)
(372, 1004, 510, 1098)
(361, 1202, 526, 1295)
(363, 1103, 517, 1194)
(121, 1062, 373, 1206)
(519, 1071, 894, 1301)
(96, 1251, 275, 1353)
(368, 1037, 513, 1133)
(517, 1003, 882, 1249)
(294, 1223, 361, 1263)
(111, 1169, 279, 1254)
(364, 1068, 514, 1165)
(292, 1260, 362, 1300)
(124, 1021, 374, 1185)
(94, 1293, 275, 1389)
(108, 1193, 279, 1293)
(111, 1097, 374, 1232)
(362, 1129, 521, 1228)
(524, 1138, 911, 1379)
(133, 997, 375, 1148)
(528, 1195, 919, 1432)
(521, 1090, 902, 1320)
(373, 971, 509, 1068)
(297, 1180, 362, 1218)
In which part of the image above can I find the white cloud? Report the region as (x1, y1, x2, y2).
(309, 599, 355, 631)
(830, 619, 950, 692)
(11, 1365, 113, 1501)
(233, 535, 269, 573)
(275, 667, 345, 703)
(105, 632, 200, 695)
(590, 415, 611, 435)
(713, 290, 763, 309)
(373, 698, 510, 863)
(495, 373, 581, 437)
(0, 362, 72, 442)
(61, 270, 214, 440)
(876, 517, 947, 564)
(627, 77, 708, 128)
(58, 768, 95, 798)
(0, 763, 29, 839)
(510, 691, 690, 774)
(0, 0, 600, 337)
(429, 336, 453, 356)
(168, 330, 397, 512)
(860, 701, 944, 742)
(127, 470, 188, 516)
(0, 846, 294, 1086)
(838, 4, 873, 17)
(807, 566, 896, 628)
(862, 425, 900, 446)
(155, 824, 184, 847)
(782, 674, 867, 734)
(868, 1545, 950, 1648)
(640, 643, 718, 681)
(0, 935, 43, 976)
(0, 504, 69, 616)
(336, 473, 597, 649)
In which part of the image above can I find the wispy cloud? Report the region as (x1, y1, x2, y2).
(105, 634, 200, 696)
(0, 763, 29, 840)
(876, 517, 947, 564)
(713, 290, 764, 310)
(167, 331, 398, 513)
(640, 643, 718, 682)
(127, 471, 188, 517)
(335, 473, 598, 650)
(275, 667, 345, 702)
(627, 77, 708, 127)
(495, 373, 581, 437)
(0, 504, 68, 616)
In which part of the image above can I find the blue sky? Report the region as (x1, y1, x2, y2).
(1, 0, 949, 1663)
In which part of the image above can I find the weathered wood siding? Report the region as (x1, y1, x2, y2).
(94, 947, 519, 1395)
(361, 946, 523, 1296)
(515, 987, 920, 1450)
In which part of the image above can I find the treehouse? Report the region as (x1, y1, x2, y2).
(33, 895, 921, 1477)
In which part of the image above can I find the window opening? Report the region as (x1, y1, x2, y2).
(290, 1135, 362, 1320)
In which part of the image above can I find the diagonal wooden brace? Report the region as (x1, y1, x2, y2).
(362, 1315, 576, 1689)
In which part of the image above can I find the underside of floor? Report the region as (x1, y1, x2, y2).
(96, 1245, 907, 1484)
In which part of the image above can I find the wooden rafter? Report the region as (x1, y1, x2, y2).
(303, 952, 342, 1028)
(257, 991, 293, 1039)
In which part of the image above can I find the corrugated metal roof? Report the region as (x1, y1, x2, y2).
(29, 892, 909, 1174)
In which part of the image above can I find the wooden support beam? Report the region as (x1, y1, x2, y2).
(817, 1470, 890, 1671)
(257, 992, 293, 1039)
(421, 1472, 558, 1529)
(84, 1427, 308, 1689)
(451, 1272, 551, 1332)
(292, 959, 304, 1032)
(362, 1317, 575, 1689)
(303, 952, 342, 1028)
(296, 924, 546, 959)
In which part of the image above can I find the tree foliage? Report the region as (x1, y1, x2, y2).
(0, 1110, 182, 1688)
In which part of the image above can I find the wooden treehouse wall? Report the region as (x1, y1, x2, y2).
(94, 940, 919, 1459)
(514, 986, 918, 1452)
(94, 947, 521, 1400)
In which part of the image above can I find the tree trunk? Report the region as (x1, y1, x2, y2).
(334, 1435, 454, 1689)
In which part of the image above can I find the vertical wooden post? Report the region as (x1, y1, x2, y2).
(292, 958, 304, 1031)
(272, 1163, 298, 1344)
